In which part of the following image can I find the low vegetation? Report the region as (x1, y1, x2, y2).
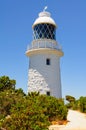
(0, 75, 85, 130)
(66, 95, 86, 113)
(0, 76, 68, 130)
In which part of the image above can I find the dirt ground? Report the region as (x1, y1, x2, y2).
(49, 110, 86, 130)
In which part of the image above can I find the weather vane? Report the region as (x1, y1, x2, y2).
(43, 6, 48, 12)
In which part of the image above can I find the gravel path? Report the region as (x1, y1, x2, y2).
(49, 110, 86, 130)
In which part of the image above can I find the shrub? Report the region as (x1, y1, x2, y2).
(65, 95, 86, 113)
(79, 96, 86, 113)
(0, 93, 68, 130)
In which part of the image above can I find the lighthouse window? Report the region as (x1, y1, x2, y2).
(46, 58, 50, 65)
(46, 91, 50, 96)
(33, 24, 56, 40)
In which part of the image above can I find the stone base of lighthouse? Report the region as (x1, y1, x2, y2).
(28, 69, 50, 95)
(27, 51, 62, 98)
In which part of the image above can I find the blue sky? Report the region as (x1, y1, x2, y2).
(0, 0, 86, 98)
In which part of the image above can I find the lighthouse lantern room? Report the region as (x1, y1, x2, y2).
(26, 7, 64, 98)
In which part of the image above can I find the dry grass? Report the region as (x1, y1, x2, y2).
(51, 120, 69, 125)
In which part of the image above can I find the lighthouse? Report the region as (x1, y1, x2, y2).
(26, 7, 64, 98)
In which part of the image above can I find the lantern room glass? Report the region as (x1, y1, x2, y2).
(33, 23, 56, 40)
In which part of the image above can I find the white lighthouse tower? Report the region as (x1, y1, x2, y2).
(26, 7, 64, 98)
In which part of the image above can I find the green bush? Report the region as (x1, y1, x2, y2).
(0, 76, 16, 91)
(0, 92, 68, 130)
(65, 95, 86, 113)
(0, 76, 68, 130)
(79, 96, 86, 113)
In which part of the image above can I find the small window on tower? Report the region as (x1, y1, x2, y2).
(46, 91, 50, 96)
(46, 58, 50, 65)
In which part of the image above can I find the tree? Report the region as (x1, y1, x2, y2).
(0, 76, 16, 91)
(65, 95, 76, 109)
(66, 95, 75, 103)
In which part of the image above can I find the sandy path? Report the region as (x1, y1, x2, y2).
(49, 110, 86, 130)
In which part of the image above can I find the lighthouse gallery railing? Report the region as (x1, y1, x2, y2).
(27, 39, 62, 51)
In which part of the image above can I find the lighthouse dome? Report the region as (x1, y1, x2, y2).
(33, 11, 57, 28)
(32, 9, 57, 40)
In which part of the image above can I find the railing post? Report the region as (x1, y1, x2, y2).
(38, 41, 39, 48)
(45, 40, 46, 48)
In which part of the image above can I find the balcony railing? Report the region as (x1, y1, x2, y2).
(27, 39, 62, 51)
